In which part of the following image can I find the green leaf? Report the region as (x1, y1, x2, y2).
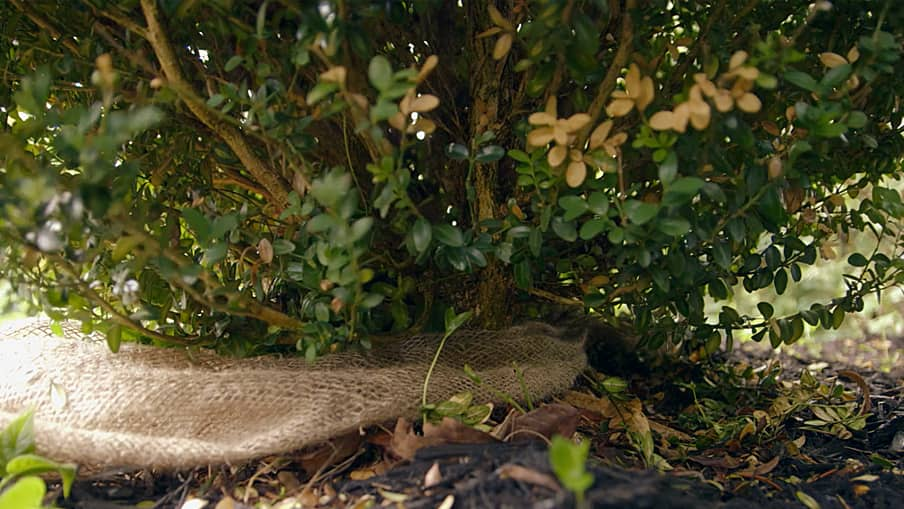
(579, 218, 607, 240)
(5, 454, 76, 498)
(624, 200, 659, 225)
(224, 55, 243, 72)
(552, 218, 578, 242)
(306, 82, 338, 105)
(445, 143, 469, 160)
(0, 411, 36, 475)
(0, 476, 45, 509)
(370, 99, 399, 122)
(433, 224, 464, 247)
(847, 111, 868, 129)
(412, 218, 432, 253)
(507, 149, 531, 163)
(368, 55, 393, 91)
(444, 309, 473, 334)
(206, 94, 226, 108)
(514, 260, 533, 289)
(757, 301, 774, 319)
(847, 253, 868, 267)
(549, 436, 594, 496)
(360, 293, 384, 309)
(474, 145, 505, 163)
(587, 192, 609, 215)
(663, 177, 705, 206)
(181, 208, 210, 243)
(559, 195, 588, 221)
(349, 217, 373, 243)
(784, 70, 818, 91)
(202, 241, 228, 265)
(774, 268, 788, 295)
(272, 239, 296, 255)
(658, 151, 678, 184)
(657, 217, 690, 236)
(528, 228, 542, 257)
(106, 324, 122, 353)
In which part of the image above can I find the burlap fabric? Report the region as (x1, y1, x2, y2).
(0, 318, 586, 469)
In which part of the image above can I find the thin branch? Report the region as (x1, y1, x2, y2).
(9, 0, 81, 55)
(139, 0, 297, 211)
(577, 0, 637, 146)
(529, 287, 583, 307)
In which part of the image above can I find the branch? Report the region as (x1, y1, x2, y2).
(577, 0, 637, 146)
(9, 0, 81, 55)
(139, 0, 296, 211)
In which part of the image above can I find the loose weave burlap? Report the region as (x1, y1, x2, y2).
(0, 318, 586, 469)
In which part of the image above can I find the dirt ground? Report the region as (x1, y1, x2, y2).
(52, 333, 902, 509)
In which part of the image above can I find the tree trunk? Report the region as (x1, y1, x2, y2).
(467, 0, 514, 329)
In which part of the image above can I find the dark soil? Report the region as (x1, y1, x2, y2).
(52, 334, 903, 509)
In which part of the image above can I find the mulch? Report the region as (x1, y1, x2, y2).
(52, 334, 903, 509)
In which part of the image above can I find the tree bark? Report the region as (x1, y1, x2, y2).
(467, 0, 514, 328)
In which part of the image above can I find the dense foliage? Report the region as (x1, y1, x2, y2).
(0, 0, 902, 357)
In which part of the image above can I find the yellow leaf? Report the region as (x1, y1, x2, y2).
(349, 93, 369, 109)
(589, 120, 613, 149)
(624, 64, 641, 96)
(607, 132, 628, 149)
(689, 104, 711, 130)
(493, 33, 513, 61)
(488, 4, 513, 31)
(694, 74, 717, 97)
(713, 91, 734, 112)
(409, 94, 440, 113)
(543, 96, 558, 117)
(736, 92, 761, 113)
(399, 90, 414, 115)
(566, 160, 587, 187)
(606, 98, 634, 117)
(734, 66, 759, 81)
(648, 111, 674, 131)
(527, 127, 555, 146)
(636, 76, 654, 111)
(416, 55, 439, 81)
(562, 113, 591, 132)
(548, 144, 567, 167)
(671, 103, 690, 133)
(476, 27, 503, 39)
(528, 111, 557, 126)
(729, 50, 748, 70)
(819, 52, 848, 68)
(552, 124, 569, 146)
(408, 117, 436, 134)
(847, 46, 860, 63)
(768, 156, 783, 179)
(388, 112, 408, 131)
(320, 66, 347, 86)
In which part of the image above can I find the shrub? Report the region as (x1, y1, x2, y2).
(0, 1, 902, 357)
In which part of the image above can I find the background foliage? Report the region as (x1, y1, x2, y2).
(0, 0, 902, 357)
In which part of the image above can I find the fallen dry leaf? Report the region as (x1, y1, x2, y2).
(496, 463, 561, 492)
(390, 417, 497, 460)
(498, 403, 580, 442)
(424, 462, 442, 488)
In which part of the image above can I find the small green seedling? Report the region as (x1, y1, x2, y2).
(549, 435, 594, 509)
(0, 411, 77, 509)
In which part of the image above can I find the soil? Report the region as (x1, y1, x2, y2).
(50, 334, 903, 509)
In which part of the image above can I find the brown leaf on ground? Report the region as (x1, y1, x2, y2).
(390, 417, 498, 460)
(689, 453, 744, 469)
(496, 464, 561, 492)
(649, 420, 693, 442)
(495, 403, 580, 442)
(295, 432, 364, 475)
(838, 369, 872, 415)
(561, 390, 618, 419)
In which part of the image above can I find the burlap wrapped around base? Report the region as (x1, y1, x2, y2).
(0, 318, 586, 469)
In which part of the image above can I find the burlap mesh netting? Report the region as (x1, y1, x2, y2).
(0, 318, 586, 469)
